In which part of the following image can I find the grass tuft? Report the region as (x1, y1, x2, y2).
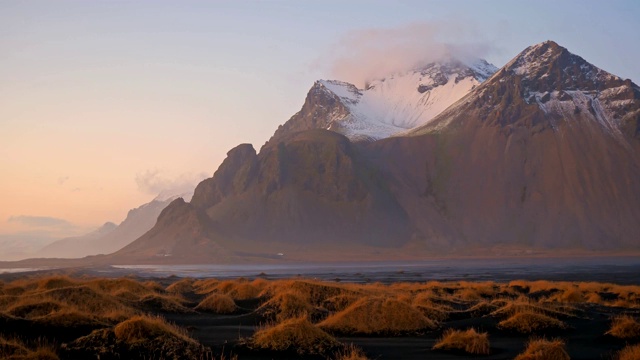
(113, 315, 193, 344)
(195, 293, 237, 314)
(606, 315, 640, 339)
(498, 311, 566, 334)
(252, 316, 339, 355)
(514, 338, 569, 360)
(319, 296, 436, 335)
(432, 328, 490, 355)
(616, 344, 640, 360)
(332, 343, 369, 360)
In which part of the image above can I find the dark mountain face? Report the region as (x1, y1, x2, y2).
(428, 41, 640, 137)
(115, 130, 412, 262)
(266, 83, 352, 146)
(401, 41, 640, 251)
(114, 41, 640, 263)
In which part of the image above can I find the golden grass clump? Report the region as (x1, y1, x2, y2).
(41, 286, 125, 314)
(138, 293, 192, 313)
(0, 336, 29, 358)
(87, 278, 154, 300)
(165, 278, 195, 295)
(498, 311, 566, 334)
(142, 280, 164, 293)
(36, 276, 78, 291)
(250, 278, 270, 291)
(616, 344, 640, 360)
(319, 296, 436, 335)
(432, 328, 490, 355)
(466, 301, 499, 317)
(491, 298, 572, 320)
(263, 280, 350, 307)
(252, 316, 339, 355)
(7, 300, 63, 319)
(192, 278, 220, 294)
(114, 315, 193, 344)
(606, 315, 640, 339)
(213, 280, 260, 300)
(551, 288, 585, 303)
(456, 281, 497, 300)
(226, 282, 260, 300)
(195, 293, 237, 314)
(0, 337, 59, 360)
(411, 294, 450, 322)
(323, 294, 361, 313)
(332, 344, 369, 360)
(514, 338, 569, 360)
(259, 291, 314, 321)
(21, 346, 60, 360)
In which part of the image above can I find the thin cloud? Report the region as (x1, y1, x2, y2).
(8, 215, 73, 229)
(316, 21, 495, 88)
(135, 170, 208, 200)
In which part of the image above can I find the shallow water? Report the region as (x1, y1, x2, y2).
(111, 256, 640, 284)
(0, 267, 50, 274)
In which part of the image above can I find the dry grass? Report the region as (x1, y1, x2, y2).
(252, 316, 339, 355)
(332, 344, 369, 360)
(514, 338, 569, 360)
(491, 297, 573, 319)
(3, 275, 640, 359)
(432, 328, 490, 355)
(0, 337, 59, 360)
(616, 344, 640, 360)
(466, 301, 499, 317)
(20, 346, 59, 360)
(35, 308, 106, 328)
(114, 314, 193, 344)
(498, 311, 566, 334)
(138, 293, 192, 313)
(263, 280, 353, 306)
(215, 281, 260, 300)
(35, 276, 77, 291)
(0, 336, 29, 358)
(166, 278, 195, 295)
(84, 278, 156, 303)
(192, 278, 220, 294)
(319, 296, 436, 335)
(323, 294, 361, 312)
(195, 293, 237, 314)
(7, 300, 63, 319)
(606, 315, 640, 339)
(259, 291, 314, 321)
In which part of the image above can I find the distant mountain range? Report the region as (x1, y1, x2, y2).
(5, 40, 639, 266)
(34, 197, 178, 259)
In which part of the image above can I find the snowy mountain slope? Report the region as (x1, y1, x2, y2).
(418, 41, 640, 139)
(319, 59, 497, 140)
(268, 58, 497, 143)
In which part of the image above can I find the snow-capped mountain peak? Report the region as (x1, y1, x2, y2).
(310, 58, 498, 141)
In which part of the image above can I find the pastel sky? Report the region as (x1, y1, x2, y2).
(1, 0, 639, 239)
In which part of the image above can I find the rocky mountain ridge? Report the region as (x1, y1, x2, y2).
(268, 57, 498, 143)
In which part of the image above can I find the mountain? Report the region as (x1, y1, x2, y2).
(35, 222, 117, 258)
(398, 40, 640, 250)
(269, 58, 497, 143)
(111, 130, 413, 262)
(35, 198, 178, 258)
(107, 41, 640, 263)
(0, 234, 60, 261)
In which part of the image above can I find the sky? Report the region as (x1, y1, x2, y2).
(1, 0, 639, 241)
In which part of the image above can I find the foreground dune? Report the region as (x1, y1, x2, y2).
(0, 272, 639, 359)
